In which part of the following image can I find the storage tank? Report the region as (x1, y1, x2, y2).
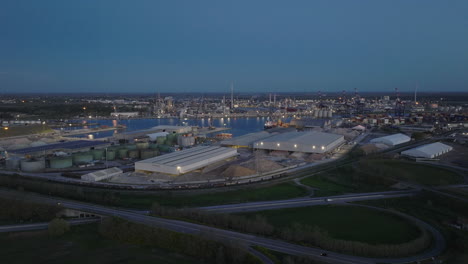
(118, 148, 128, 159)
(166, 133, 178, 145)
(72, 152, 94, 165)
(156, 136, 166, 145)
(20, 158, 46, 172)
(125, 144, 137, 150)
(149, 143, 158, 149)
(105, 150, 116, 161)
(128, 149, 140, 159)
(136, 142, 149, 149)
(6, 157, 21, 170)
(92, 149, 105, 160)
(49, 156, 73, 169)
(326, 110, 333, 118)
(158, 145, 171, 152)
(318, 110, 323, 118)
(140, 149, 159, 159)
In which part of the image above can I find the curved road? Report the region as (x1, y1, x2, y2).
(198, 190, 417, 213)
(0, 189, 444, 264)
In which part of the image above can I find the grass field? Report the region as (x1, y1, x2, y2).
(240, 205, 421, 245)
(300, 165, 391, 196)
(119, 182, 308, 208)
(356, 192, 468, 263)
(368, 160, 464, 186)
(0, 224, 201, 264)
(300, 160, 464, 197)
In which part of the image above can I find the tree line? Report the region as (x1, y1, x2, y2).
(99, 216, 260, 264)
(0, 197, 61, 223)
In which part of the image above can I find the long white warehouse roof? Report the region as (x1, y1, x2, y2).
(135, 146, 238, 175)
(401, 142, 453, 159)
(220, 131, 276, 147)
(253, 131, 345, 154)
(81, 167, 123, 182)
(370, 133, 411, 146)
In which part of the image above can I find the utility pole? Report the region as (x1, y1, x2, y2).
(230, 81, 234, 110)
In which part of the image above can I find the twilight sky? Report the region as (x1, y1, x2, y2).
(1, 0, 467, 93)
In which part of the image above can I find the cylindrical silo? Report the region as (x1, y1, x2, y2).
(72, 152, 94, 165)
(140, 149, 159, 159)
(136, 142, 149, 149)
(128, 149, 140, 159)
(49, 156, 73, 169)
(158, 145, 171, 152)
(105, 150, 116, 161)
(327, 110, 332, 118)
(21, 158, 46, 172)
(6, 158, 21, 170)
(156, 136, 166, 145)
(92, 149, 105, 160)
(318, 110, 323, 118)
(149, 143, 158, 149)
(118, 148, 128, 159)
(125, 144, 137, 150)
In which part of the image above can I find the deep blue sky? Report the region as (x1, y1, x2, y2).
(1, 0, 467, 93)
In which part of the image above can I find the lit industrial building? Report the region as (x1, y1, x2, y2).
(253, 131, 345, 154)
(135, 146, 238, 175)
(370, 133, 411, 147)
(401, 142, 453, 159)
(220, 131, 276, 148)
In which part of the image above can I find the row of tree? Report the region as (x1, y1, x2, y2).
(151, 203, 432, 258)
(99, 217, 260, 264)
(0, 197, 61, 223)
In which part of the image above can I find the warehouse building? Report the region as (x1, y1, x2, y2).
(135, 146, 238, 175)
(253, 131, 345, 154)
(370, 133, 411, 147)
(115, 125, 192, 141)
(81, 167, 123, 182)
(220, 131, 276, 148)
(401, 142, 453, 159)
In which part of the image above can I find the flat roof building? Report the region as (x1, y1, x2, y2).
(220, 131, 276, 148)
(81, 167, 123, 182)
(370, 133, 411, 146)
(253, 131, 345, 154)
(401, 142, 453, 159)
(135, 146, 238, 175)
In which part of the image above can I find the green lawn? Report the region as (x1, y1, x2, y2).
(368, 160, 464, 186)
(300, 175, 356, 196)
(0, 224, 201, 264)
(120, 182, 308, 208)
(356, 192, 468, 263)
(300, 165, 392, 196)
(300, 160, 464, 197)
(240, 205, 421, 245)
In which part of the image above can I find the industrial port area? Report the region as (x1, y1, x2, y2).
(1, 91, 466, 189)
(1, 91, 468, 264)
(3, 2, 468, 264)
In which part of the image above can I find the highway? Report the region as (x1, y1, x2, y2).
(198, 190, 417, 213)
(0, 218, 100, 233)
(0, 188, 444, 264)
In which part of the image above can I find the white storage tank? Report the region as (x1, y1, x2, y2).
(20, 158, 46, 172)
